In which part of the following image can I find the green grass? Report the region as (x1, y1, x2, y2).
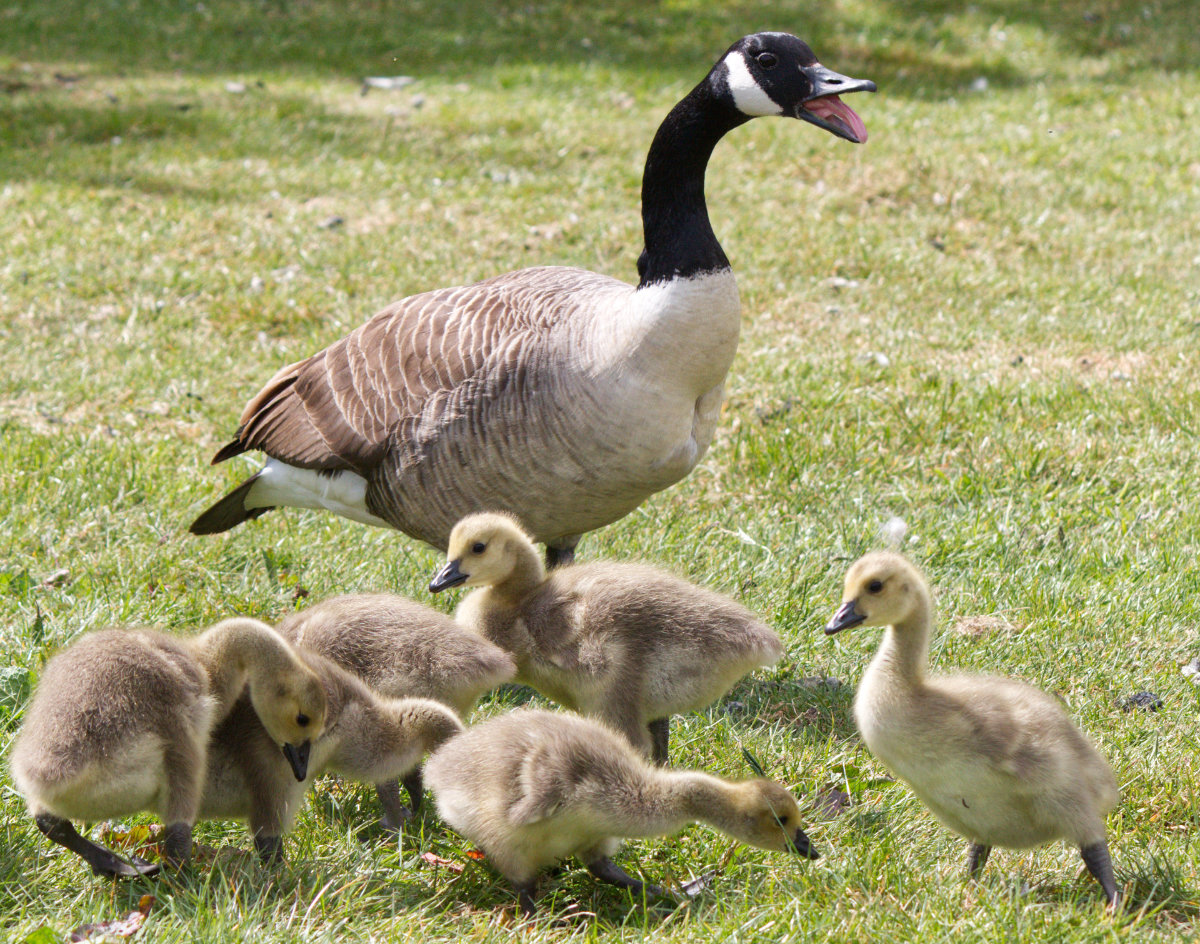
(3, 0, 1200, 940)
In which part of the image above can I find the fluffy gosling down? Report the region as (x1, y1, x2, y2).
(429, 512, 784, 763)
(277, 593, 515, 826)
(424, 709, 817, 916)
(825, 552, 1120, 904)
(203, 649, 463, 861)
(11, 618, 327, 877)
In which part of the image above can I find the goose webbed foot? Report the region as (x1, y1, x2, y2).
(35, 814, 161, 878)
(965, 842, 991, 879)
(648, 718, 670, 765)
(584, 855, 670, 903)
(1080, 840, 1120, 907)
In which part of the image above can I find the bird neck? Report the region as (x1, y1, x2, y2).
(637, 79, 748, 288)
(491, 542, 548, 603)
(191, 618, 303, 714)
(663, 770, 739, 830)
(869, 591, 934, 688)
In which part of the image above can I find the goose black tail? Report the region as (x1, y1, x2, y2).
(189, 472, 273, 534)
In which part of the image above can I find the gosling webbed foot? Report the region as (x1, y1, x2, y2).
(966, 842, 991, 879)
(648, 718, 670, 766)
(584, 855, 670, 903)
(374, 778, 412, 834)
(1080, 840, 1119, 906)
(35, 813, 161, 878)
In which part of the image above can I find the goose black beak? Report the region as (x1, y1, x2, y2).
(281, 740, 311, 782)
(796, 63, 876, 143)
(825, 600, 866, 635)
(789, 827, 820, 860)
(429, 559, 468, 594)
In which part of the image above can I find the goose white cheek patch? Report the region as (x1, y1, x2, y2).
(723, 52, 783, 117)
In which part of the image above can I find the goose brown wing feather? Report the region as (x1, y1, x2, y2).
(214, 272, 565, 476)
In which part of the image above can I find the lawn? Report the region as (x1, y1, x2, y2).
(2, 0, 1199, 940)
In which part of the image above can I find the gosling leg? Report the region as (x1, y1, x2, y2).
(34, 813, 160, 878)
(648, 719, 670, 766)
(160, 822, 192, 867)
(1080, 840, 1119, 906)
(584, 855, 669, 902)
(966, 842, 991, 879)
(374, 778, 411, 832)
(403, 767, 425, 815)
(254, 833, 285, 864)
(513, 877, 539, 917)
(545, 539, 578, 570)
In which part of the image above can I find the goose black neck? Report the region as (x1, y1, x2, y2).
(637, 81, 750, 288)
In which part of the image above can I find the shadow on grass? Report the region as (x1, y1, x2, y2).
(723, 672, 860, 742)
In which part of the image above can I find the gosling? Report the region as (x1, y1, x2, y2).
(825, 552, 1120, 904)
(429, 512, 783, 763)
(424, 708, 817, 915)
(277, 592, 515, 825)
(11, 618, 326, 877)
(202, 648, 464, 861)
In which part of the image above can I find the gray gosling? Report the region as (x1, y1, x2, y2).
(825, 552, 1120, 905)
(202, 647, 464, 862)
(277, 593, 515, 826)
(429, 512, 784, 763)
(11, 618, 326, 877)
(424, 708, 817, 916)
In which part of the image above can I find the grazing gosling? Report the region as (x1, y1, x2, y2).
(424, 709, 817, 916)
(277, 593, 515, 826)
(202, 648, 463, 861)
(825, 552, 1120, 904)
(429, 512, 784, 764)
(11, 618, 326, 877)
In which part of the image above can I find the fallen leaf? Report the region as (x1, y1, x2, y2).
(420, 851, 465, 873)
(69, 896, 153, 941)
(464, 849, 486, 861)
(679, 869, 718, 897)
(812, 785, 852, 820)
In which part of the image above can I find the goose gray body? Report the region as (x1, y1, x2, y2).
(826, 552, 1121, 905)
(201, 648, 462, 859)
(10, 619, 325, 876)
(431, 512, 784, 763)
(424, 708, 816, 915)
(190, 33, 875, 563)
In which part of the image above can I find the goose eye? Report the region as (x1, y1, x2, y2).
(756, 51, 778, 69)
(297, 713, 310, 727)
(867, 579, 884, 594)
(471, 541, 486, 555)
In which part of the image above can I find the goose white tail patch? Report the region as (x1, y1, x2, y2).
(723, 52, 782, 117)
(250, 459, 391, 529)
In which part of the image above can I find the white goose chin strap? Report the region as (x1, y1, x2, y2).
(722, 52, 783, 117)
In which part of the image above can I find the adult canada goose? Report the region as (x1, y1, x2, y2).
(424, 708, 817, 916)
(190, 32, 875, 567)
(10, 618, 326, 877)
(825, 552, 1120, 905)
(429, 512, 784, 763)
(277, 593, 515, 826)
(202, 649, 463, 861)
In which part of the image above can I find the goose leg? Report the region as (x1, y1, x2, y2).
(254, 833, 285, 864)
(34, 813, 160, 878)
(1080, 841, 1119, 906)
(584, 855, 669, 902)
(545, 538, 579, 570)
(513, 878, 539, 917)
(648, 718, 670, 765)
(966, 842, 991, 879)
(374, 778, 411, 832)
(403, 767, 425, 815)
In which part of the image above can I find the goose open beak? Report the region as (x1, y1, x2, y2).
(429, 559, 468, 593)
(797, 63, 876, 143)
(789, 827, 820, 859)
(281, 740, 312, 782)
(824, 600, 866, 635)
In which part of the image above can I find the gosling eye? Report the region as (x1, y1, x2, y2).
(471, 541, 486, 555)
(297, 713, 310, 727)
(779, 814, 790, 826)
(867, 579, 884, 594)
(756, 51, 778, 69)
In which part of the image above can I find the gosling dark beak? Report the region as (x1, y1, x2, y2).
(281, 740, 311, 782)
(825, 600, 866, 635)
(429, 559, 468, 594)
(789, 827, 820, 860)
(797, 63, 875, 143)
